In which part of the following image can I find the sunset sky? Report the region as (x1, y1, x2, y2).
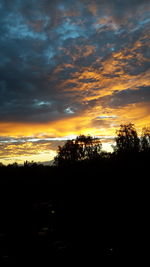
(0, 0, 150, 164)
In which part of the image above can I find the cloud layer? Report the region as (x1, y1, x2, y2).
(0, 0, 150, 163)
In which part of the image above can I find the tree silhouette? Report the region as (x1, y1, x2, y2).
(75, 135, 102, 160)
(141, 126, 150, 152)
(54, 135, 102, 166)
(114, 123, 140, 154)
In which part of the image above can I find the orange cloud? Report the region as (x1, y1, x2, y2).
(0, 99, 149, 165)
(67, 44, 150, 102)
(1, 30, 150, 164)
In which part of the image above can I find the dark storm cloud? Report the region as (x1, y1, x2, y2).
(104, 86, 150, 108)
(0, 0, 150, 122)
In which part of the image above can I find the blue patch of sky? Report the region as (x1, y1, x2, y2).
(33, 99, 51, 107)
(130, 14, 150, 33)
(43, 46, 56, 64)
(64, 107, 75, 114)
(4, 12, 47, 40)
(55, 19, 86, 40)
(97, 115, 118, 119)
(139, 17, 150, 25)
(7, 23, 47, 40)
(57, 3, 66, 11)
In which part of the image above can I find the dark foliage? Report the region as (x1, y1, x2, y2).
(0, 124, 150, 265)
(114, 123, 140, 154)
(141, 126, 150, 152)
(54, 134, 102, 166)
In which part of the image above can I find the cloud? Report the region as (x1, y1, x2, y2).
(0, 134, 67, 164)
(0, 0, 150, 162)
(97, 115, 118, 119)
(104, 86, 150, 108)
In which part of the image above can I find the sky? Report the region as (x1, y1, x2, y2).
(0, 0, 150, 164)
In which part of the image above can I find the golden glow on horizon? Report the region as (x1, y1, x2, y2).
(0, 33, 150, 164)
(0, 99, 149, 164)
(0, 151, 57, 165)
(0, 140, 57, 165)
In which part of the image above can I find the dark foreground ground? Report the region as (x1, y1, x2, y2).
(0, 155, 149, 265)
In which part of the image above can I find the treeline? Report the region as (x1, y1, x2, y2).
(0, 122, 149, 188)
(0, 123, 150, 169)
(0, 124, 149, 264)
(54, 123, 150, 166)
